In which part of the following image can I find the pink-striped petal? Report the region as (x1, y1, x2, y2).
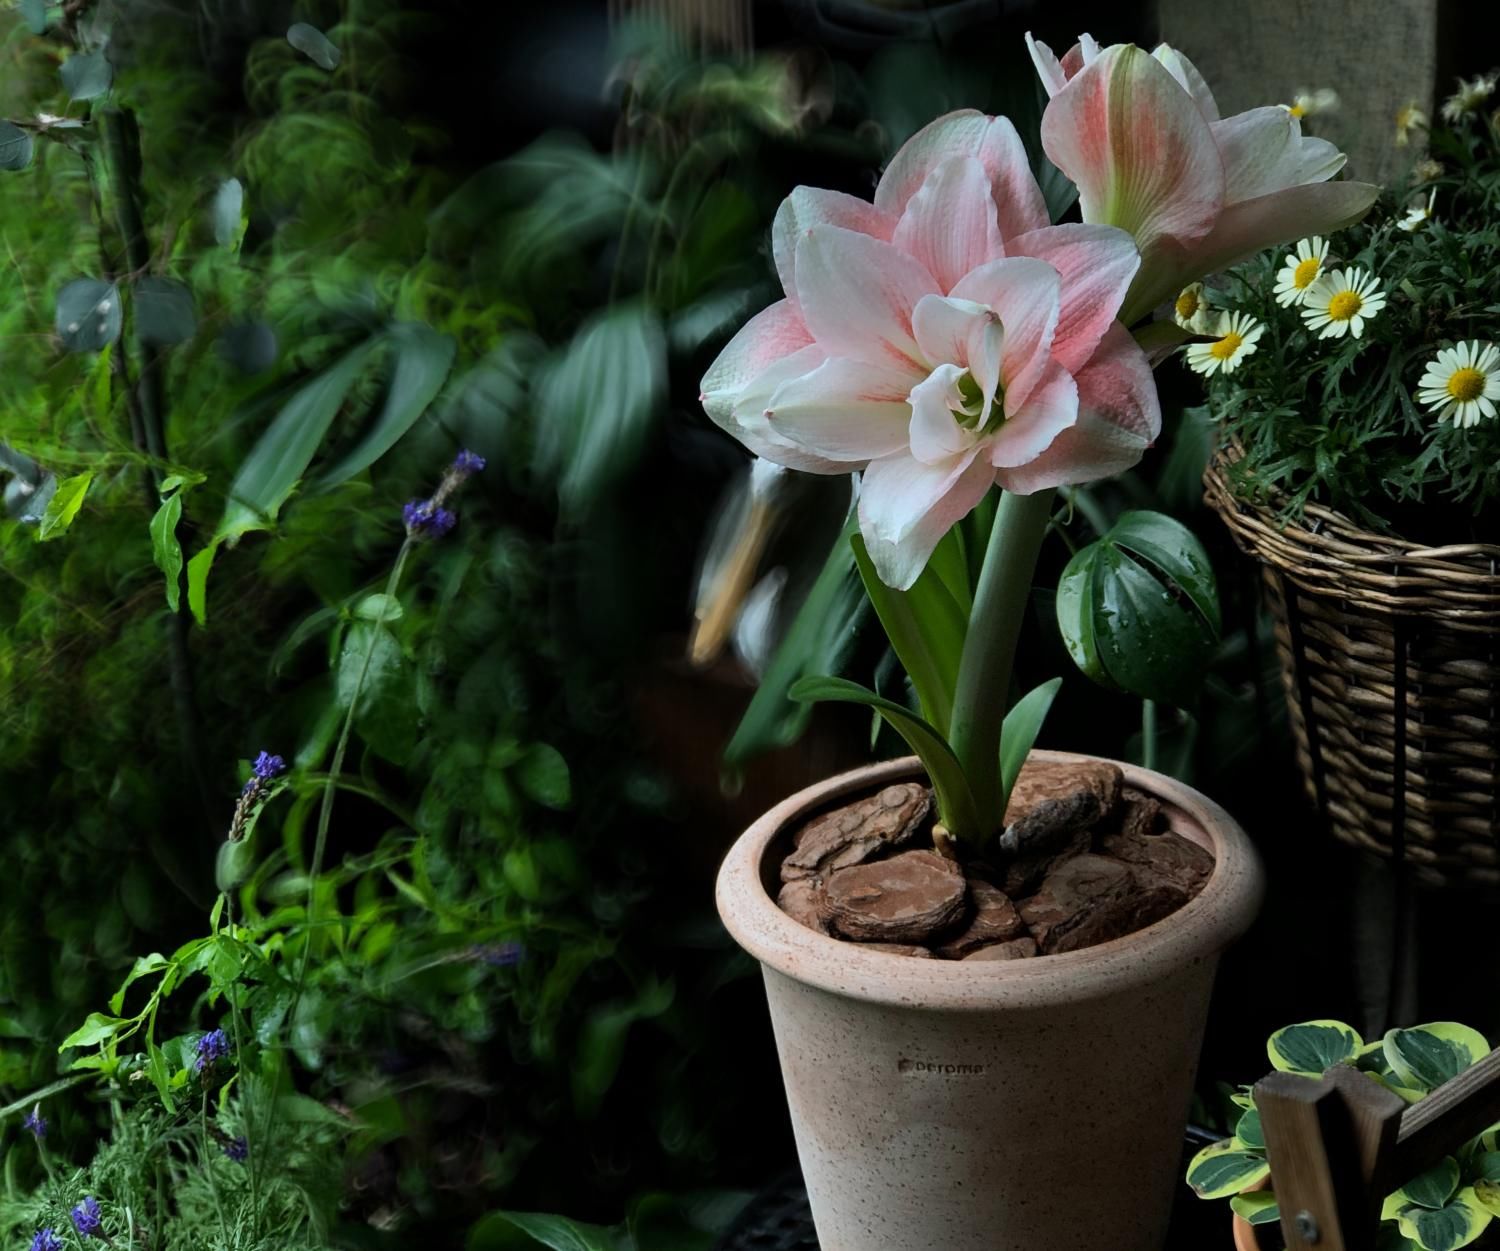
(794, 225, 939, 369)
(1025, 32, 1070, 98)
(950, 256, 1061, 412)
(1211, 107, 1345, 203)
(995, 322, 1157, 493)
(772, 186, 895, 310)
(1041, 44, 1223, 275)
(989, 359, 1078, 468)
(1187, 179, 1380, 283)
(858, 449, 996, 590)
(764, 356, 919, 464)
(1151, 44, 1220, 122)
(891, 155, 1006, 293)
(700, 299, 812, 427)
(1005, 223, 1139, 373)
(874, 110, 1049, 241)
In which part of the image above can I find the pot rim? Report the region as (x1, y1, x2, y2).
(716, 750, 1264, 1012)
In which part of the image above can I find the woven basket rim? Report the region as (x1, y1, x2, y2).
(1204, 441, 1500, 630)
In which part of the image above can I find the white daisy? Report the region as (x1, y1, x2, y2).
(1417, 341, 1500, 428)
(1273, 237, 1331, 307)
(1300, 267, 1387, 340)
(1394, 100, 1429, 147)
(1172, 282, 1222, 335)
(1185, 312, 1265, 377)
(1398, 189, 1437, 231)
(1442, 74, 1496, 123)
(1285, 88, 1339, 119)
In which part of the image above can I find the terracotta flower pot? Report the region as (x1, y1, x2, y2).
(717, 751, 1264, 1251)
(1234, 1211, 1267, 1250)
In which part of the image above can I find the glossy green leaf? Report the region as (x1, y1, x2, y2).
(534, 302, 665, 514)
(186, 541, 218, 626)
(999, 677, 1062, 806)
(216, 338, 379, 541)
(287, 22, 341, 70)
(337, 622, 403, 715)
(851, 531, 965, 732)
(107, 953, 170, 1016)
(517, 744, 571, 810)
(56, 278, 122, 352)
(37, 471, 91, 540)
(472, 1212, 621, 1251)
(147, 486, 181, 609)
(60, 51, 112, 101)
(1186, 1139, 1270, 1199)
(19, 0, 46, 33)
(1235, 1105, 1265, 1151)
(1055, 510, 1220, 706)
(319, 323, 456, 486)
(0, 121, 33, 171)
(1268, 1020, 1363, 1076)
(1385, 1024, 1492, 1093)
(134, 277, 197, 345)
(1230, 1191, 1280, 1226)
(352, 593, 403, 623)
(789, 675, 980, 841)
(58, 1012, 126, 1051)
(723, 514, 865, 766)
(212, 178, 245, 249)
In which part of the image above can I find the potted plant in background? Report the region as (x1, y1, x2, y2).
(1197, 75, 1500, 888)
(707, 32, 1376, 1251)
(1188, 1018, 1500, 1251)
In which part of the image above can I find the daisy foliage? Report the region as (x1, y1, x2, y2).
(1185, 74, 1500, 535)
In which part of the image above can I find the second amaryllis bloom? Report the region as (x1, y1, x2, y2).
(699, 111, 1159, 590)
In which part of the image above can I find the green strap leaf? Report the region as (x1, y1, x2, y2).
(318, 323, 456, 487)
(789, 675, 980, 841)
(999, 677, 1062, 806)
(851, 532, 965, 734)
(216, 337, 380, 542)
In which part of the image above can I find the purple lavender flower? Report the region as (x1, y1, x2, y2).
(224, 1135, 249, 1163)
(452, 449, 487, 476)
(70, 1197, 102, 1239)
(194, 1028, 231, 1071)
(22, 1107, 46, 1139)
(475, 941, 524, 967)
(30, 1231, 63, 1251)
(253, 751, 286, 780)
(402, 498, 457, 539)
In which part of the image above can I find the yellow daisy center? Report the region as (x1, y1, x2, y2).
(1447, 367, 1486, 402)
(1293, 257, 1322, 288)
(1288, 104, 1307, 118)
(1209, 332, 1244, 361)
(1328, 290, 1363, 321)
(1175, 289, 1200, 318)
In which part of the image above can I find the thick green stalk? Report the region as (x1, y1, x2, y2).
(948, 488, 1056, 843)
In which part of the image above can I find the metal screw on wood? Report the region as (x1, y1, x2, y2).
(1295, 1211, 1321, 1244)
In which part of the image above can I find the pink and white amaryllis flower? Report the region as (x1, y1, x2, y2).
(1026, 34, 1379, 325)
(699, 111, 1159, 590)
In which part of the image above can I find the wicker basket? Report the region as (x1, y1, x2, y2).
(1204, 446, 1500, 887)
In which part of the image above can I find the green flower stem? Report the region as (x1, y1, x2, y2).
(948, 487, 1056, 844)
(1142, 699, 1159, 772)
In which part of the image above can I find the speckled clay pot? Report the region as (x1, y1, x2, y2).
(717, 751, 1264, 1251)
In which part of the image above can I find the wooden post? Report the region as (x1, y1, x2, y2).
(1256, 1049, 1500, 1248)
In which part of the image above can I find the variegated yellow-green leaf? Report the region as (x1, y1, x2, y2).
(1268, 1020, 1363, 1076)
(1474, 1179, 1500, 1219)
(1230, 1090, 1256, 1110)
(1186, 1139, 1270, 1199)
(1235, 1106, 1265, 1150)
(1385, 1024, 1491, 1093)
(1394, 1187, 1491, 1251)
(1377, 1224, 1423, 1251)
(1395, 1157, 1461, 1211)
(1231, 1191, 1280, 1226)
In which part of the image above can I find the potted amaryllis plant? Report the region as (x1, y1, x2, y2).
(705, 32, 1377, 1251)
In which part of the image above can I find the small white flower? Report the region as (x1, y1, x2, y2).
(1172, 282, 1222, 335)
(1185, 312, 1265, 377)
(1398, 188, 1437, 231)
(1301, 267, 1387, 340)
(1273, 237, 1331, 307)
(1442, 74, 1496, 123)
(1417, 340, 1500, 428)
(1285, 88, 1339, 119)
(1394, 100, 1430, 147)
